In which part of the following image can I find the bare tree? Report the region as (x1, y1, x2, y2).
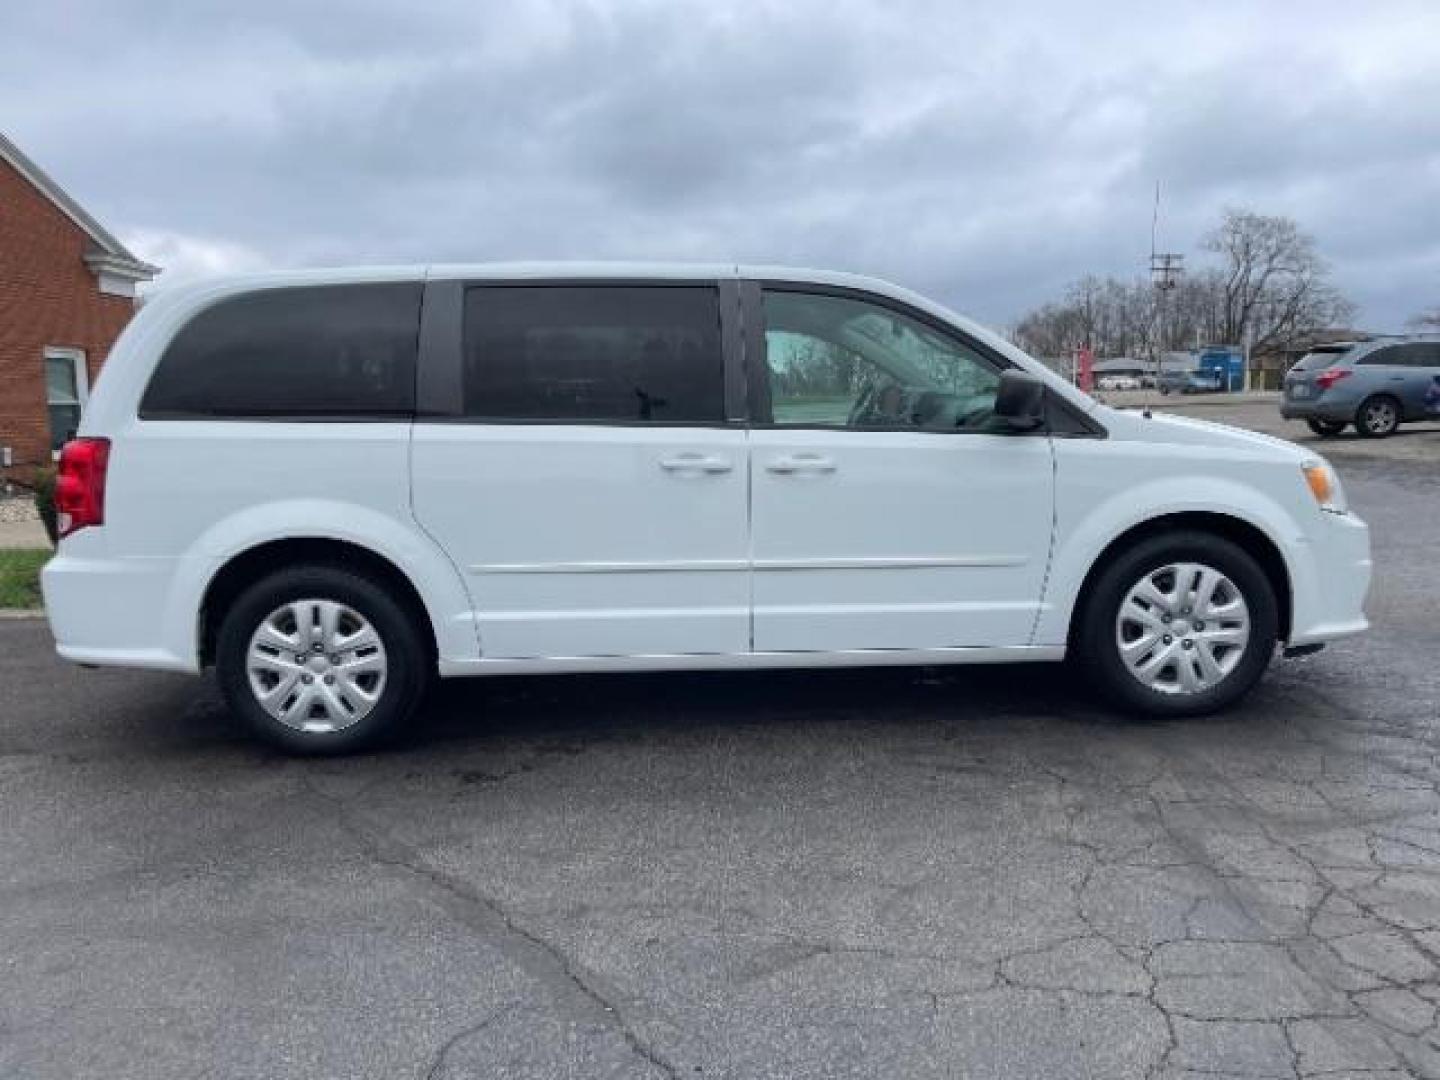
(1202, 209, 1354, 349)
(1408, 306, 1440, 330)
(1012, 272, 1225, 358)
(1011, 207, 1355, 359)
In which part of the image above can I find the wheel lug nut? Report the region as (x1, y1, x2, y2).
(301, 674, 313, 684)
(1182, 639, 1194, 649)
(323, 674, 335, 685)
(1194, 621, 1205, 631)
(1161, 614, 1172, 624)
(330, 655, 342, 665)
(1162, 635, 1173, 645)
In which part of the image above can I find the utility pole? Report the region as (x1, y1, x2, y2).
(1149, 182, 1184, 386)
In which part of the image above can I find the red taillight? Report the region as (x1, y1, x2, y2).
(1314, 369, 1352, 392)
(54, 437, 111, 539)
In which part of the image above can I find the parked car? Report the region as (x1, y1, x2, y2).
(1097, 374, 1141, 391)
(1157, 369, 1224, 395)
(43, 265, 1371, 753)
(1281, 336, 1440, 437)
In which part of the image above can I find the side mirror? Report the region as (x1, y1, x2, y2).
(993, 369, 1045, 431)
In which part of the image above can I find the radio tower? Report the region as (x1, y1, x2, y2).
(1150, 182, 1184, 386)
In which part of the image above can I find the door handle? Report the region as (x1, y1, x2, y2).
(659, 453, 732, 474)
(766, 454, 837, 475)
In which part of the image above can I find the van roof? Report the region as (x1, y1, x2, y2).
(147, 261, 933, 292)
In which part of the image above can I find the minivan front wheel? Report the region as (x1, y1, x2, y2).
(1356, 394, 1401, 438)
(1075, 532, 1278, 717)
(216, 565, 429, 753)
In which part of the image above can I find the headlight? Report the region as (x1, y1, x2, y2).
(1302, 460, 1346, 514)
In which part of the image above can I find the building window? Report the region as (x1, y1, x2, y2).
(44, 347, 88, 455)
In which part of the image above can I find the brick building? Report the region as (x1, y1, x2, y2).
(1, 131, 157, 480)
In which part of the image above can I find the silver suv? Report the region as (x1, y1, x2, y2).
(1281, 336, 1440, 437)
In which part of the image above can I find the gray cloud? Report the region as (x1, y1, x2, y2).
(5, 0, 1437, 330)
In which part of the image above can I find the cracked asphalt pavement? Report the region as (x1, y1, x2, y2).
(3, 405, 1439, 1078)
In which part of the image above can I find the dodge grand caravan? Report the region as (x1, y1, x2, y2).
(42, 265, 1372, 753)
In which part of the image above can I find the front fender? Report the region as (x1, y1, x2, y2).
(1034, 473, 1308, 647)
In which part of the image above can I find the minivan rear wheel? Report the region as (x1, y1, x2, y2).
(1306, 418, 1347, 437)
(1356, 394, 1401, 438)
(216, 564, 429, 754)
(1074, 532, 1278, 717)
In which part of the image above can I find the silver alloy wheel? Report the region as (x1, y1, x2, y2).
(1114, 562, 1251, 695)
(246, 599, 388, 733)
(1362, 398, 1398, 434)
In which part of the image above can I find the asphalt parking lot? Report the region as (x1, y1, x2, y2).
(3, 399, 1439, 1079)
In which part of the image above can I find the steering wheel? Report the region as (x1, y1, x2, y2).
(846, 381, 877, 427)
(956, 402, 994, 429)
(848, 378, 907, 427)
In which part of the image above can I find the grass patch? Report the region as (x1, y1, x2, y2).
(0, 549, 50, 609)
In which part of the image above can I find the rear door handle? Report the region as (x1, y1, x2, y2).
(766, 454, 837, 475)
(659, 453, 732, 474)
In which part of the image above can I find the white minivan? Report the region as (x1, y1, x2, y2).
(43, 265, 1371, 753)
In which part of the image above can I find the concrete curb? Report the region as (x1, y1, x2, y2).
(0, 609, 45, 619)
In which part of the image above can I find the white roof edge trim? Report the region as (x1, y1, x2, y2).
(0, 129, 158, 280)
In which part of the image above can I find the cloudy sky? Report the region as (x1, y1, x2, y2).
(5, 0, 1438, 330)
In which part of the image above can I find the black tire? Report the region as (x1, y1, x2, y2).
(216, 564, 430, 754)
(1306, 418, 1347, 437)
(1355, 394, 1401, 438)
(1072, 531, 1279, 718)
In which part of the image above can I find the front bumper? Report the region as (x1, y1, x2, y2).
(1285, 509, 1371, 647)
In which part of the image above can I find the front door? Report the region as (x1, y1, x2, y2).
(411, 282, 749, 659)
(747, 286, 1054, 653)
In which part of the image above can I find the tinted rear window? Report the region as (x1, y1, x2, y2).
(1292, 349, 1348, 372)
(140, 284, 421, 419)
(1400, 343, 1440, 368)
(1357, 345, 1404, 367)
(462, 285, 724, 423)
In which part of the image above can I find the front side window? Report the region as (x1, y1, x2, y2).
(462, 285, 724, 423)
(44, 348, 87, 452)
(762, 290, 1000, 430)
(140, 284, 421, 419)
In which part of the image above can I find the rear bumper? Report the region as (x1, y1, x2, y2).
(1280, 398, 1353, 422)
(41, 550, 198, 673)
(1285, 509, 1371, 647)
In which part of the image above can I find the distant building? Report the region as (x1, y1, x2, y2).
(1, 131, 157, 479)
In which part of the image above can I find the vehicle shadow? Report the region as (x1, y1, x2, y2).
(409, 661, 1174, 753)
(1299, 424, 1440, 443)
